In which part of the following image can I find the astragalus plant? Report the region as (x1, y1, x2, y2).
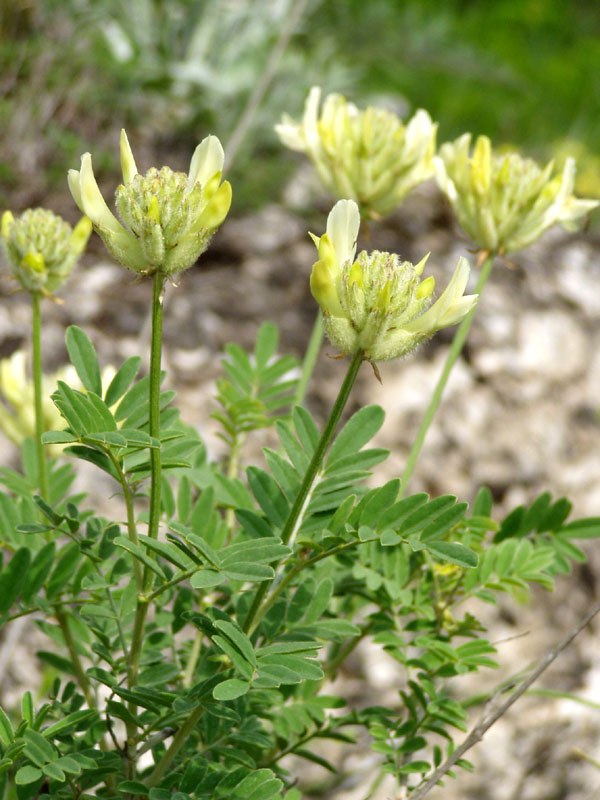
(0, 96, 598, 800)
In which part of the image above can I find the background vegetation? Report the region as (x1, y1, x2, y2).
(1, 0, 600, 214)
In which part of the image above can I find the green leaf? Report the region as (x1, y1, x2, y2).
(426, 541, 478, 568)
(114, 537, 166, 580)
(22, 543, 56, 605)
(24, 728, 55, 765)
(137, 534, 193, 571)
(41, 431, 78, 444)
(64, 445, 120, 481)
(65, 325, 102, 395)
(190, 570, 225, 589)
(105, 356, 142, 407)
(293, 406, 320, 454)
(118, 781, 149, 795)
(0, 707, 13, 746)
(15, 766, 42, 785)
(42, 710, 97, 737)
(419, 502, 468, 541)
(254, 322, 278, 369)
(326, 405, 385, 466)
(222, 563, 274, 582)
(213, 679, 251, 701)
(247, 467, 289, 528)
(42, 762, 66, 782)
(220, 538, 291, 567)
(45, 542, 82, 599)
(213, 620, 256, 667)
(0, 547, 30, 615)
(559, 518, 600, 539)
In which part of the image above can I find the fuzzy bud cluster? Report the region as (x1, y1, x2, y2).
(276, 87, 437, 219)
(310, 200, 478, 361)
(68, 130, 232, 276)
(0, 208, 90, 293)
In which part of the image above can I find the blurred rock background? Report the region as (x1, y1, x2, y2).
(2, 1, 600, 798)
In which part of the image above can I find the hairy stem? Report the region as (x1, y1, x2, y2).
(243, 351, 365, 635)
(31, 291, 49, 500)
(294, 310, 323, 407)
(399, 252, 495, 496)
(147, 272, 165, 556)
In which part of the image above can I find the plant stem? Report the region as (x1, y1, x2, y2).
(145, 705, 204, 788)
(31, 291, 49, 500)
(399, 253, 495, 496)
(294, 310, 323, 407)
(243, 351, 365, 635)
(147, 272, 165, 558)
(107, 450, 143, 591)
(183, 631, 203, 689)
(54, 608, 96, 710)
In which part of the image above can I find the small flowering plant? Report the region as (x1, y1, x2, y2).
(276, 86, 437, 218)
(0, 98, 598, 800)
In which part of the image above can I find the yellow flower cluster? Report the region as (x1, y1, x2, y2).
(309, 200, 478, 361)
(276, 87, 436, 219)
(68, 130, 232, 275)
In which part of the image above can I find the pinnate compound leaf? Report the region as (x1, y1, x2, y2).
(65, 325, 102, 395)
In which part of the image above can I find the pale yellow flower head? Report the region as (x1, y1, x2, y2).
(1, 208, 90, 293)
(310, 200, 478, 361)
(276, 87, 437, 219)
(435, 133, 599, 254)
(68, 130, 232, 276)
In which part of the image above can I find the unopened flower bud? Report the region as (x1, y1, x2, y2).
(0, 208, 91, 293)
(68, 129, 232, 276)
(310, 200, 478, 361)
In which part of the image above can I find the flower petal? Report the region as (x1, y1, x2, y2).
(326, 199, 360, 267)
(120, 129, 138, 184)
(78, 154, 127, 236)
(188, 135, 225, 188)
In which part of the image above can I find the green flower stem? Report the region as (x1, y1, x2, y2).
(125, 273, 166, 769)
(54, 607, 96, 710)
(294, 310, 323, 407)
(399, 252, 495, 496)
(183, 631, 203, 689)
(145, 704, 205, 789)
(107, 450, 143, 591)
(31, 291, 49, 500)
(243, 351, 365, 635)
(147, 273, 165, 554)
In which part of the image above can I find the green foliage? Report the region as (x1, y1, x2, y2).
(0, 320, 596, 798)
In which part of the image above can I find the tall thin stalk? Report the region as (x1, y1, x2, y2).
(243, 350, 364, 635)
(399, 253, 495, 495)
(31, 291, 49, 500)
